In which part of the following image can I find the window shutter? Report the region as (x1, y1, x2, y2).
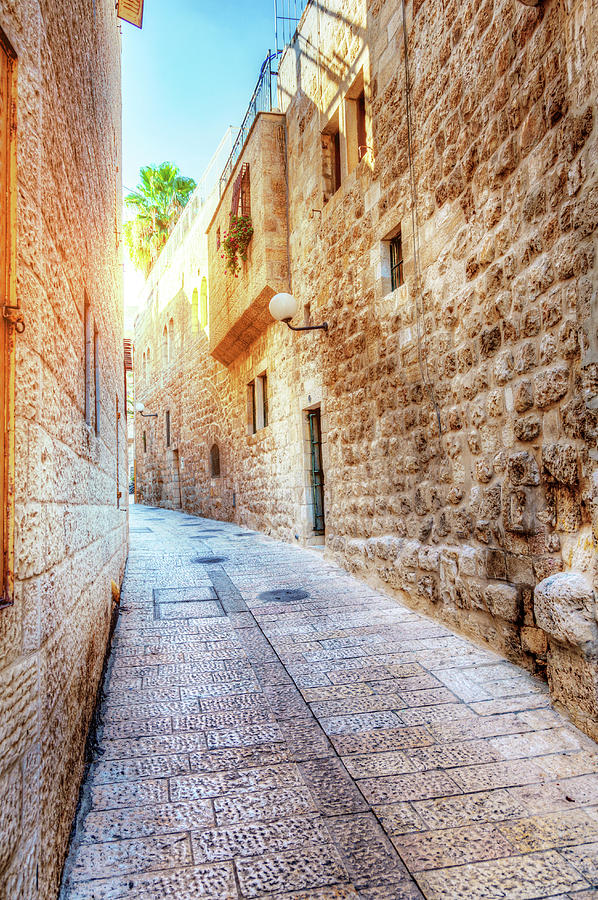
(117, 0, 144, 29)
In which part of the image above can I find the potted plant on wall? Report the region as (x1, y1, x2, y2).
(221, 214, 253, 278)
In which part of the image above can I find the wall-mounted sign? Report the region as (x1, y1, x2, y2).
(117, 0, 144, 28)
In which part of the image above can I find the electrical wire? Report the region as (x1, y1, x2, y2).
(400, 0, 443, 438)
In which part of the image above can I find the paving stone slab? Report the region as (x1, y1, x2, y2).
(263, 888, 359, 900)
(342, 750, 418, 779)
(358, 770, 462, 804)
(98, 731, 207, 759)
(80, 799, 214, 842)
(310, 695, 407, 717)
(357, 884, 425, 899)
(325, 813, 409, 887)
(89, 778, 169, 810)
(414, 850, 590, 899)
(191, 816, 331, 862)
(61, 509, 598, 900)
(298, 757, 369, 816)
(559, 843, 598, 885)
(189, 743, 290, 773)
(373, 802, 428, 835)
(206, 723, 284, 749)
(412, 788, 529, 829)
(499, 809, 598, 853)
(320, 711, 404, 735)
(508, 775, 598, 813)
(235, 844, 349, 897)
(393, 822, 516, 871)
(330, 726, 434, 756)
(69, 832, 192, 881)
(449, 758, 550, 792)
(101, 700, 199, 723)
(214, 786, 318, 825)
(172, 710, 273, 732)
(65, 862, 238, 899)
(170, 763, 304, 800)
(91, 753, 190, 784)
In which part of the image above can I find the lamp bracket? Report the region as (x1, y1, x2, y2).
(285, 320, 328, 332)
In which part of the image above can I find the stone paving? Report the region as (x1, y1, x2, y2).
(61, 506, 598, 899)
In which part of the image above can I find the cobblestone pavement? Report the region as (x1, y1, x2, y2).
(61, 506, 598, 899)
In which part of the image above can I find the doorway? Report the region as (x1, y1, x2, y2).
(307, 408, 325, 535)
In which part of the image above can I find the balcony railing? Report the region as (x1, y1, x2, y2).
(217, 3, 309, 198)
(219, 51, 281, 198)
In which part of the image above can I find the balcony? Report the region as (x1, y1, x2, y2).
(207, 111, 289, 365)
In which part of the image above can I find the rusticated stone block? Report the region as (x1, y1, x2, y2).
(486, 549, 506, 580)
(513, 380, 534, 413)
(534, 364, 570, 409)
(542, 443, 578, 485)
(503, 488, 537, 534)
(0, 765, 22, 875)
(534, 573, 596, 648)
(485, 583, 521, 623)
(546, 643, 598, 741)
(508, 452, 540, 486)
(0, 660, 38, 776)
(513, 415, 541, 443)
(521, 626, 548, 657)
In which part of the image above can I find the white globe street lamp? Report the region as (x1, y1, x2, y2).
(269, 292, 328, 332)
(135, 401, 157, 418)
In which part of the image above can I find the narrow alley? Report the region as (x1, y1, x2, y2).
(60, 506, 598, 899)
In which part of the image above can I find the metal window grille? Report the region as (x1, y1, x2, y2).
(248, 381, 256, 434)
(231, 164, 251, 219)
(390, 234, 404, 291)
(94, 328, 100, 436)
(241, 165, 251, 217)
(261, 374, 268, 428)
(210, 443, 220, 477)
(357, 92, 367, 160)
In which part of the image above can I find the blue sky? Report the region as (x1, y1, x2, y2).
(121, 0, 278, 193)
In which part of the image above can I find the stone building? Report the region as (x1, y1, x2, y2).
(0, 2, 127, 897)
(136, 0, 597, 738)
(134, 143, 237, 519)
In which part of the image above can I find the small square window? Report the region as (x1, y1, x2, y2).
(390, 232, 404, 291)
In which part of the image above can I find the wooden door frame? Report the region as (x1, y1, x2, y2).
(0, 26, 18, 609)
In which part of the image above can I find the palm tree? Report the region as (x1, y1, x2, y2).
(123, 162, 196, 277)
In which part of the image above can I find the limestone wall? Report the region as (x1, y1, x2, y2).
(136, 0, 597, 737)
(276, 0, 598, 735)
(134, 185, 237, 518)
(0, 2, 127, 897)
